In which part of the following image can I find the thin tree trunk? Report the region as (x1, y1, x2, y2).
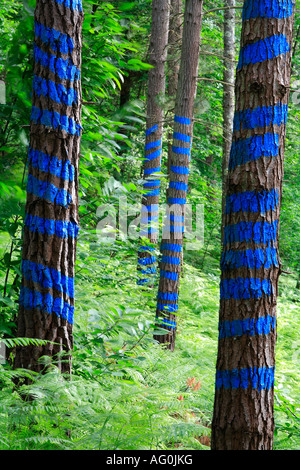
(137, 0, 170, 286)
(221, 0, 235, 241)
(211, 0, 295, 450)
(154, 0, 203, 350)
(14, 0, 84, 374)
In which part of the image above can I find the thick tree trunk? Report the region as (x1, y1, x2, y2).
(14, 0, 83, 374)
(154, 0, 203, 350)
(137, 0, 170, 286)
(211, 0, 295, 450)
(221, 0, 235, 241)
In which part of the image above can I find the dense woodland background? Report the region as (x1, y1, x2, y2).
(0, 0, 299, 450)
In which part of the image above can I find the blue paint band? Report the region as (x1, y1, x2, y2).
(28, 147, 75, 182)
(242, 0, 294, 20)
(143, 188, 160, 197)
(138, 256, 157, 266)
(145, 124, 158, 136)
(157, 292, 179, 301)
(31, 106, 82, 136)
(27, 174, 72, 208)
(144, 166, 161, 175)
(168, 197, 186, 205)
(157, 303, 178, 313)
(160, 270, 178, 281)
(161, 256, 181, 265)
(21, 259, 74, 298)
(172, 146, 190, 156)
(166, 214, 184, 223)
(229, 133, 279, 170)
(220, 277, 272, 300)
(53, 0, 83, 12)
(25, 213, 79, 239)
(237, 34, 290, 70)
(215, 366, 275, 390)
(156, 317, 177, 329)
(173, 132, 191, 143)
(34, 21, 74, 54)
(221, 246, 278, 270)
(140, 217, 159, 225)
(143, 180, 161, 188)
(174, 115, 191, 125)
(144, 148, 162, 162)
(145, 140, 161, 150)
(138, 267, 157, 274)
(218, 314, 276, 339)
(170, 165, 189, 175)
(223, 220, 278, 245)
(141, 204, 159, 212)
(169, 181, 188, 192)
(138, 246, 155, 252)
(163, 225, 184, 233)
(33, 74, 77, 106)
(34, 45, 80, 82)
(161, 243, 182, 253)
(136, 279, 149, 285)
(233, 104, 288, 131)
(19, 286, 74, 323)
(225, 189, 279, 215)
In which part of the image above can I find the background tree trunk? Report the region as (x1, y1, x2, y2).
(137, 0, 170, 287)
(154, 0, 203, 350)
(14, 0, 84, 374)
(211, 0, 295, 450)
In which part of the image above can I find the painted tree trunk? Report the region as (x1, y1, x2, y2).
(137, 0, 170, 287)
(154, 0, 203, 350)
(221, 0, 235, 241)
(14, 0, 83, 374)
(211, 0, 295, 450)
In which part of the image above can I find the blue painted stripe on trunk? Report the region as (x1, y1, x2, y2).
(161, 255, 181, 265)
(161, 243, 182, 252)
(229, 133, 279, 170)
(138, 267, 157, 274)
(31, 106, 82, 136)
(242, 0, 294, 20)
(169, 181, 188, 191)
(143, 188, 160, 197)
(145, 124, 158, 136)
(170, 165, 189, 175)
(173, 131, 191, 143)
(220, 277, 272, 300)
(145, 140, 161, 150)
(160, 270, 178, 281)
(168, 197, 186, 205)
(27, 174, 72, 208)
(157, 292, 179, 301)
(143, 180, 161, 188)
(19, 286, 74, 323)
(163, 225, 184, 233)
(28, 147, 75, 182)
(33, 74, 77, 106)
(215, 366, 275, 390)
(221, 247, 278, 270)
(157, 303, 178, 312)
(233, 104, 288, 131)
(137, 256, 157, 265)
(166, 214, 184, 222)
(172, 146, 190, 156)
(53, 0, 83, 11)
(25, 213, 79, 238)
(144, 166, 161, 175)
(218, 315, 276, 339)
(156, 317, 177, 329)
(34, 45, 80, 81)
(21, 259, 74, 298)
(237, 34, 290, 69)
(34, 21, 74, 54)
(174, 115, 191, 125)
(225, 188, 279, 215)
(223, 220, 278, 244)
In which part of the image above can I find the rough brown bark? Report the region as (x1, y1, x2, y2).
(14, 0, 83, 374)
(211, 0, 295, 450)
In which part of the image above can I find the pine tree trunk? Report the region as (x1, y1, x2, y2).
(154, 0, 203, 350)
(14, 0, 83, 374)
(221, 0, 235, 241)
(137, 0, 170, 286)
(211, 0, 295, 450)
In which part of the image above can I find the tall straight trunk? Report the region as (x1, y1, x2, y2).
(14, 0, 83, 374)
(211, 0, 295, 450)
(154, 0, 203, 350)
(137, 0, 170, 286)
(221, 0, 235, 240)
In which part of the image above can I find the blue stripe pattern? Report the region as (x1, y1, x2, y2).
(142, 188, 160, 197)
(35, 21, 74, 54)
(25, 213, 79, 238)
(223, 220, 278, 244)
(28, 147, 75, 182)
(27, 174, 72, 208)
(157, 292, 179, 301)
(34, 45, 80, 82)
(168, 197, 186, 205)
(161, 256, 181, 265)
(170, 165, 189, 175)
(169, 181, 188, 191)
(237, 34, 290, 69)
(221, 246, 278, 270)
(143, 180, 161, 188)
(145, 124, 158, 136)
(19, 286, 74, 323)
(21, 259, 74, 298)
(54, 0, 83, 11)
(139, 267, 157, 274)
(144, 166, 161, 175)
(31, 106, 82, 136)
(220, 277, 272, 300)
(145, 140, 161, 150)
(137, 256, 157, 266)
(218, 315, 276, 339)
(157, 303, 178, 312)
(225, 189, 279, 215)
(242, 0, 294, 19)
(33, 74, 77, 106)
(229, 133, 279, 170)
(160, 270, 178, 281)
(233, 103, 288, 131)
(215, 366, 275, 390)
(173, 131, 191, 143)
(161, 243, 182, 252)
(174, 115, 191, 125)
(156, 317, 177, 329)
(172, 146, 190, 156)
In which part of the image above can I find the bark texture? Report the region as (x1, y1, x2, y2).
(14, 0, 83, 374)
(137, 0, 170, 286)
(211, 0, 295, 450)
(154, 0, 203, 350)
